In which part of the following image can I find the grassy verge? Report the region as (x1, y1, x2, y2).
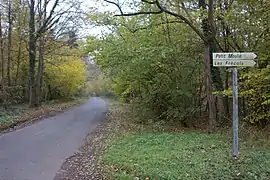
(99, 103, 270, 180)
(103, 132, 270, 179)
(0, 97, 88, 132)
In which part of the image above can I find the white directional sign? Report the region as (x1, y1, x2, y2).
(213, 52, 257, 60)
(213, 52, 257, 67)
(212, 52, 258, 158)
(213, 59, 257, 67)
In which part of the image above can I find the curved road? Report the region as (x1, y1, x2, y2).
(0, 97, 107, 180)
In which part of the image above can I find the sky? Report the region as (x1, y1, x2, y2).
(80, 0, 135, 37)
(80, 0, 119, 36)
(46, 0, 132, 37)
(46, 0, 119, 37)
(85, 0, 118, 12)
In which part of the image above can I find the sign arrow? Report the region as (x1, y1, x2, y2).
(213, 52, 257, 60)
(213, 59, 257, 67)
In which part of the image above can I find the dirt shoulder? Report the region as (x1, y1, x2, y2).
(54, 120, 109, 180)
(54, 101, 135, 180)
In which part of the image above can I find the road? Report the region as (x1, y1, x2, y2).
(0, 97, 107, 180)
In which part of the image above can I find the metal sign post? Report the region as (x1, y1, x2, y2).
(232, 67, 238, 157)
(213, 52, 257, 158)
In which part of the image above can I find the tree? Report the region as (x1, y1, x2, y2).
(0, 12, 4, 87)
(104, 0, 221, 129)
(216, 0, 270, 128)
(84, 13, 205, 125)
(13, 0, 27, 85)
(29, 0, 83, 107)
(28, 0, 37, 107)
(36, 0, 47, 106)
(92, 0, 269, 129)
(0, 0, 89, 109)
(7, 0, 13, 86)
(45, 49, 86, 99)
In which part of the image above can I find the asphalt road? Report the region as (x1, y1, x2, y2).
(0, 97, 107, 180)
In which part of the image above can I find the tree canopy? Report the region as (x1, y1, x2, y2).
(84, 0, 270, 128)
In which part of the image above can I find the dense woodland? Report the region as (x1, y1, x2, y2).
(85, 0, 270, 129)
(0, 1, 269, 179)
(0, 0, 88, 109)
(0, 0, 269, 130)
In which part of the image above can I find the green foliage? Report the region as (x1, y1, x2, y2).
(240, 66, 270, 126)
(0, 86, 24, 107)
(85, 15, 204, 122)
(0, 105, 25, 127)
(103, 132, 270, 180)
(85, 73, 114, 97)
(84, 0, 270, 127)
(214, 0, 270, 127)
(45, 51, 87, 98)
(216, 66, 270, 127)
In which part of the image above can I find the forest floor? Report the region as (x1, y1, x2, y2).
(0, 98, 88, 134)
(56, 101, 270, 180)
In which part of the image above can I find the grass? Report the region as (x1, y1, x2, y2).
(103, 132, 270, 180)
(99, 104, 270, 180)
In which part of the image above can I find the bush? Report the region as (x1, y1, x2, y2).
(104, 45, 203, 122)
(0, 86, 24, 107)
(45, 56, 87, 99)
(240, 66, 270, 128)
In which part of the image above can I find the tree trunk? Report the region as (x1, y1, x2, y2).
(210, 41, 225, 124)
(22, 63, 29, 102)
(15, 39, 22, 86)
(28, 0, 37, 107)
(15, 3, 24, 86)
(36, 35, 45, 106)
(7, 0, 12, 86)
(200, 0, 217, 129)
(221, 0, 230, 122)
(0, 13, 7, 109)
(0, 13, 4, 87)
(205, 43, 216, 130)
(36, 0, 47, 106)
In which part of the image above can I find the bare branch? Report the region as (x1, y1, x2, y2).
(54, 15, 75, 38)
(180, 1, 193, 24)
(115, 10, 163, 16)
(104, 0, 123, 15)
(105, 0, 163, 16)
(141, 0, 157, 4)
(214, 37, 225, 52)
(155, 0, 206, 42)
(104, 0, 206, 42)
(35, 0, 60, 37)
